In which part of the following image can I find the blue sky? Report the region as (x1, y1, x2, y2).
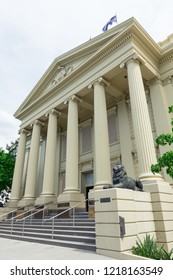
(0, 0, 173, 149)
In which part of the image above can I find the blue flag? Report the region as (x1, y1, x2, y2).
(102, 15, 117, 32)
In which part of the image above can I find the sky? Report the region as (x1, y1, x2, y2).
(0, 0, 173, 150)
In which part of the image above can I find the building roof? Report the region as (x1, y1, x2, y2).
(14, 17, 173, 128)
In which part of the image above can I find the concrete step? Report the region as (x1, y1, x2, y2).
(3, 218, 95, 224)
(0, 226, 95, 237)
(0, 229, 95, 244)
(0, 211, 96, 251)
(0, 223, 95, 232)
(0, 233, 96, 251)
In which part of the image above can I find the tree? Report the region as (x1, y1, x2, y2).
(151, 105, 173, 178)
(6, 139, 18, 158)
(0, 140, 18, 192)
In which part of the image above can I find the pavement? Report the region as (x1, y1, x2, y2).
(0, 237, 114, 260)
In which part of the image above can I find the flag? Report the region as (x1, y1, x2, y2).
(102, 15, 117, 32)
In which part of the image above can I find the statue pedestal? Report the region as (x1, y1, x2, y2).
(92, 188, 155, 259)
(91, 178, 173, 259)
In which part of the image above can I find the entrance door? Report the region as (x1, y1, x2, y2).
(86, 185, 94, 211)
(85, 172, 94, 211)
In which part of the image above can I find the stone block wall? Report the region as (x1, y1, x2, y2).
(91, 188, 156, 259)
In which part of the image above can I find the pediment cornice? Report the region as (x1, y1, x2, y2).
(15, 17, 166, 120)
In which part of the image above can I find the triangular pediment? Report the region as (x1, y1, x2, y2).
(15, 17, 157, 119)
(41, 53, 94, 94)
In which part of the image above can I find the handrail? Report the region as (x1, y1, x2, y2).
(44, 199, 88, 222)
(10, 200, 55, 236)
(0, 204, 33, 221)
(44, 199, 89, 239)
(6, 204, 42, 221)
(16, 200, 54, 222)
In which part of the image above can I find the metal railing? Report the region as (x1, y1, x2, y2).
(9, 201, 54, 235)
(43, 199, 88, 239)
(0, 204, 33, 222)
(2, 199, 92, 240)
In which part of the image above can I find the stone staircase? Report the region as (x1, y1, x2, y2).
(0, 209, 96, 251)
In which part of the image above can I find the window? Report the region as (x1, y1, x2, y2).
(61, 134, 67, 160)
(61, 173, 65, 192)
(108, 113, 118, 144)
(81, 125, 92, 153)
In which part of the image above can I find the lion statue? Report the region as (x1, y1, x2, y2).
(103, 164, 143, 191)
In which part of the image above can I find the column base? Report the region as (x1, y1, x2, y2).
(35, 194, 57, 209)
(7, 199, 20, 209)
(139, 172, 163, 182)
(17, 197, 36, 209)
(58, 192, 85, 208)
(94, 180, 112, 190)
(0, 207, 15, 221)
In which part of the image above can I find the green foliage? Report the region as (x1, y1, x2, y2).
(6, 139, 18, 158)
(131, 234, 173, 260)
(0, 141, 17, 192)
(151, 105, 173, 178)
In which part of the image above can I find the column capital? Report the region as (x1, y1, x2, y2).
(107, 105, 118, 116)
(45, 108, 61, 118)
(162, 76, 173, 86)
(30, 120, 44, 128)
(18, 128, 29, 135)
(64, 94, 82, 105)
(120, 53, 145, 69)
(88, 77, 110, 89)
(147, 76, 162, 87)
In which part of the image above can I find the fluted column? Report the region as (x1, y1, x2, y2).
(58, 95, 85, 207)
(89, 77, 112, 188)
(65, 96, 80, 192)
(19, 120, 43, 207)
(126, 58, 162, 181)
(118, 100, 135, 178)
(9, 129, 28, 207)
(149, 78, 173, 183)
(36, 110, 60, 205)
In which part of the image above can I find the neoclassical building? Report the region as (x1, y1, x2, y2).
(9, 17, 173, 209)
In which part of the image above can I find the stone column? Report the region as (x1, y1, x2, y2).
(149, 78, 173, 182)
(65, 96, 79, 192)
(118, 100, 135, 178)
(9, 129, 28, 207)
(18, 120, 43, 207)
(126, 58, 162, 181)
(163, 76, 173, 106)
(58, 95, 85, 207)
(89, 77, 112, 188)
(36, 109, 60, 205)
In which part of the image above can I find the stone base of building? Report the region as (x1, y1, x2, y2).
(0, 208, 12, 221)
(90, 179, 173, 259)
(17, 197, 36, 209)
(58, 191, 85, 208)
(6, 199, 20, 209)
(143, 179, 173, 252)
(35, 194, 57, 209)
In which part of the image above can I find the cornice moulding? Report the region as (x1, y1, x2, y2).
(159, 51, 173, 65)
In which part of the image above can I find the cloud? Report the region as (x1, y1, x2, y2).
(0, 110, 20, 149)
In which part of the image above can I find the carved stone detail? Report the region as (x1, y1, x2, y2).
(52, 65, 73, 85)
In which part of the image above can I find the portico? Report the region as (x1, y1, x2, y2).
(9, 17, 173, 209)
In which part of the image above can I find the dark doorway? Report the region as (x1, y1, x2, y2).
(81, 171, 94, 212)
(86, 185, 94, 212)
